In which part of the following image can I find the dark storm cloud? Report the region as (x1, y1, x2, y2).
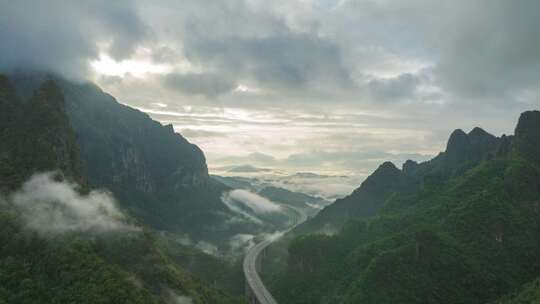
(0, 0, 147, 79)
(163, 72, 237, 97)
(433, 0, 540, 100)
(3, 0, 540, 105)
(182, 33, 353, 93)
(368, 73, 420, 102)
(138, 1, 354, 98)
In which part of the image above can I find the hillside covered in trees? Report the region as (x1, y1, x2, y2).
(267, 110, 540, 304)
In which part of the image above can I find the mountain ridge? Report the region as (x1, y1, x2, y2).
(267, 110, 540, 304)
(297, 122, 519, 234)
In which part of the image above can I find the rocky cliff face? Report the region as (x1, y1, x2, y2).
(9, 73, 211, 195)
(513, 110, 540, 166)
(444, 127, 499, 166)
(55, 79, 235, 242)
(54, 80, 210, 194)
(0, 75, 19, 128)
(405, 126, 503, 185)
(0, 76, 20, 191)
(0, 76, 82, 191)
(24, 80, 82, 181)
(402, 159, 419, 176)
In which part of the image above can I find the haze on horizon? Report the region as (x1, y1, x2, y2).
(2, 0, 539, 177)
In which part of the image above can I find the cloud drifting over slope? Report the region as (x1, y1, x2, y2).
(8, 172, 135, 235)
(221, 189, 282, 224)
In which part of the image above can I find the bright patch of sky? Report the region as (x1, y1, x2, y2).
(91, 54, 172, 77)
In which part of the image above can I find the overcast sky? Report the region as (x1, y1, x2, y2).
(2, 0, 539, 176)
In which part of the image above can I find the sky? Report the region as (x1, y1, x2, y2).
(1, 0, 540, 178)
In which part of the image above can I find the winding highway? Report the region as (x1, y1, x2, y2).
(243, 206, 308, 304)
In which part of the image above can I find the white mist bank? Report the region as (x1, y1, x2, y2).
(221, 189, 282, 224)
(7, 172, 135, 235)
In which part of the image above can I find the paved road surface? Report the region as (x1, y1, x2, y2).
(243, 206, 307, 304)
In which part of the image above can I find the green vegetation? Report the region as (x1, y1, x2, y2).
(0, 209, 242, 304)
(0, 76, 82, 191)
(268, 111, 540, 304)
(494, 278, 540, 304)
(294, 161, 415, 234)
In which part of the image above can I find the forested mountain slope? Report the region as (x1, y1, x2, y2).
(0, 75, 242, 303)
(269, 111, 540, 304)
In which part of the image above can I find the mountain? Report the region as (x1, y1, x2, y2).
(8, 72, 266, 250)
(226, 165, 272, 173)
(512, 110, 540, 166)
(296, 126, 506, 235)
(267, 110, 540, 304)
(0, 77, 82, 190)
(0, 74, 242, 303)
(295, 161, 415, 234)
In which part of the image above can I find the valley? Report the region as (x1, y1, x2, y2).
(2, 73, 540, 303)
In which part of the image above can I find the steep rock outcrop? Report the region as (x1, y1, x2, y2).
(444, 127, 499, 166)
(299, 125, 507, 234)
(0, 75, 19, 128)
(0, 76, 82, 190)
(23, 80, 82, 181)
(513, 110, 540, 166)
(0, 76, 21, 191)
(496, 134, 513, 158)
(403, 159, 419, 176)
(57, 81, 209, 194)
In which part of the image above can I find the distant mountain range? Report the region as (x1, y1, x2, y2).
(224, 165, 273, 173)
(212, 175, 331, 215)
(212, 171, 360, 202)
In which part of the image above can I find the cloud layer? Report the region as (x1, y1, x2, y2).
(4, 0, 540, 105)
(0, 0, 147, 79)
(2, 0, 540, 180)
